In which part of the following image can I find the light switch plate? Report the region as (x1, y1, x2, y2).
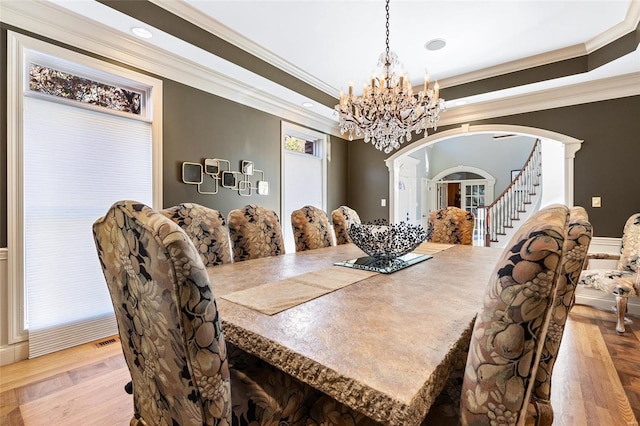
(381, 199, 387, 207)
(592, 196, 601, 208)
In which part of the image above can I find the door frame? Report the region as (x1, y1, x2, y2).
(425, 166, 496, 222)
(280, 121, 328, 252)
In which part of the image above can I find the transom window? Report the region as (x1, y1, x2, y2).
(29, 63, 143, 115)
(284, 135, 317, 156)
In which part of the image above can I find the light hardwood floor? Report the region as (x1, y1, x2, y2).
(1, 304, 638, 426)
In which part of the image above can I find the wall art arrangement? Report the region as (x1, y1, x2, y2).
(182, 159, 269, 196)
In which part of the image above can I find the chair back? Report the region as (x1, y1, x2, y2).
(227, 204, 285, 261)
(618, 213, 640, 272)
(93, 201, 231, 425)
(161, 203, 233, 267)
(331, 206, 361, 245)
(531, 206, 592, 423)
(427, 206, 475, 245)
(291, 205, 334, 252)
(460, 205, 570, 426)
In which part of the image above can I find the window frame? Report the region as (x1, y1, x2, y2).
(6, 31, 163, 344)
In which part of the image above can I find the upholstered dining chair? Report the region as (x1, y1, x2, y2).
(331, 205, 361, 245)
(227, 204, 285, 262)
(530, 206, 592, 425)
(579, 212, 640, 333)
(291, 205, 334, 252)
(426, 206, 475, 245)
(93, 201, 318, 426)
(161, 203, 233, 267)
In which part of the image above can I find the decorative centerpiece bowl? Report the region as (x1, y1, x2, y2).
(348, 221, 427, 263)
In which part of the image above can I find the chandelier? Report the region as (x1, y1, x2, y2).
(335, 0, 445, 154)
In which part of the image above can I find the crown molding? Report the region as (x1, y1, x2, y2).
(429, 2, 640, 90)
(1, 0, 341, 137)
(2, 0, 638, 142)
(151, 0, 638, 95)
(148, 0, 339, 98)
(438, 72, 640, 127)
(437, 44, 587, 90)
(586, 0, 640, 52)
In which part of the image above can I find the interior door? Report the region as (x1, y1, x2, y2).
(462, 182, 486, 242)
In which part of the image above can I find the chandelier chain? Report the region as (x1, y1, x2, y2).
(385, 0, 390, 65)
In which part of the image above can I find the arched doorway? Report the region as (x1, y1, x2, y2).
(425, 166, 496, 239)
(385, 124, 582, 223)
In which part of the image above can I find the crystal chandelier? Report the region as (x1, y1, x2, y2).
(335, 0, 445, 154)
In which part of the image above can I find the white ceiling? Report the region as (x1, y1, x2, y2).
(150, 0, 640, 111)
(181, 0, 635, 92)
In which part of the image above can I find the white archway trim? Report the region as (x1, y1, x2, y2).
(385, 124, 583, 223)
(431, 165, 496, 185)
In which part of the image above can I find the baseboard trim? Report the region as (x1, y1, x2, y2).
(575, 287, 640, 318)
(0, 341, 29, 366)
(590, 236, 622, 252)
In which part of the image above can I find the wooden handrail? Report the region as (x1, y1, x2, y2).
(477, 139, 541, 246)
(485, 139, 540, 210)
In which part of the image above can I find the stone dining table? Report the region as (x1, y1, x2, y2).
(206, 243, 503, 426)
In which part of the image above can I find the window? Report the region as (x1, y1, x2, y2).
(284, 135, 316, 155)
(8, 32, 162, 357)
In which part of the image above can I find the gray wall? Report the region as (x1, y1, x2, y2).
(347, 95, 640, 237)
(347, 141, 390, 223)
(162, 80, 283, 216)
(162, 80, 349, 219)
(0, 26, 349, 248)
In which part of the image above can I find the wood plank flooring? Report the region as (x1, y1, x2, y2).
(0, 304, 638, 425)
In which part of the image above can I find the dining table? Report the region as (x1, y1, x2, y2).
(206, 242, 503, 426)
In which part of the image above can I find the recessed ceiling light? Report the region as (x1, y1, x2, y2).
(131, 27, 153, 39)
(425, 38, 446, 51)
(302, 102, 314, 108)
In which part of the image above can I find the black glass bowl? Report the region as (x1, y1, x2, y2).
(348, 222, 427, 261)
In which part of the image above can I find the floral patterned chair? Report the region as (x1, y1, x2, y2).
(426, 206, 475, 245)
(291, 205, 334, 252)
(93, 201, 318, 426)
(421, 205, 570, 425)
(161, 203, 233, 267)
(227, 204, 285, 262)
(579, 212, 640, 333)
(530, 206, 592, 425)
(331, 205, 361, 245)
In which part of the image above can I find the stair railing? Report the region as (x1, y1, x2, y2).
(477, 139, 542, 246)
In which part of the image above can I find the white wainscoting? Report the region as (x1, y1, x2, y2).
(0, 248, 28, 365)
(574, 236, 640, 317)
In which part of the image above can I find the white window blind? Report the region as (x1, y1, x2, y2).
(24, 96, 152, 358)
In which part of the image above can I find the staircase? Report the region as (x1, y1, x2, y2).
(477, 139, 542, 247)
